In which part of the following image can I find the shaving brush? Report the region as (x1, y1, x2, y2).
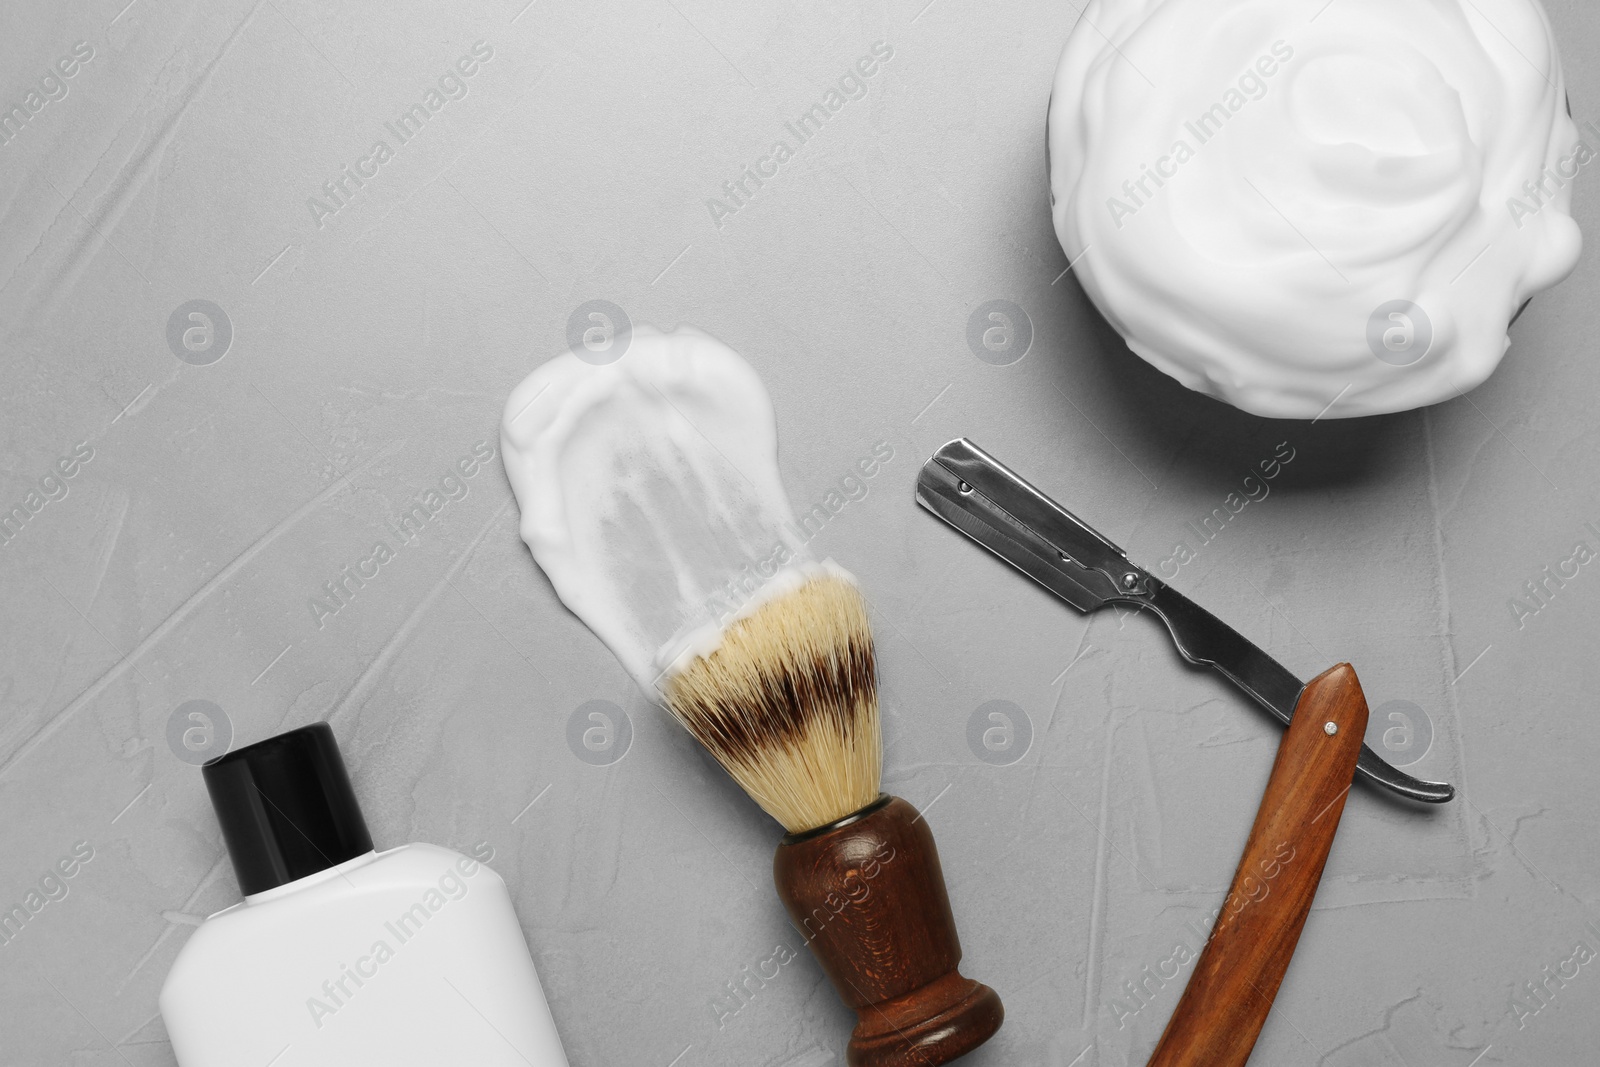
(664, 573, 1003, 1066)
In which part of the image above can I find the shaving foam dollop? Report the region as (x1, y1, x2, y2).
(501, 324, 824, 694)
(1048, 0, 1582, 418)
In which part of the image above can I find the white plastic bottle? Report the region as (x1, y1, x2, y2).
(160, 724, 569, 1066)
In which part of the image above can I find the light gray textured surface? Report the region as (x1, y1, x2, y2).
(1, 1, 1596, 1064)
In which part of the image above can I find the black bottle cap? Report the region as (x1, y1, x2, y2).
(202, 723, 374, 896)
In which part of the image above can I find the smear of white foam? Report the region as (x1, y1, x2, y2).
(501, 324, 826, 695)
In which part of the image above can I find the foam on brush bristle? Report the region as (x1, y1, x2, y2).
(662, 573, 882, 834)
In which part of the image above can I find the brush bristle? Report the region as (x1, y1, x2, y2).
(662, 573, 882, 833)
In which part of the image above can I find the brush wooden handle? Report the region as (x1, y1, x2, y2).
(1146, 663, 1369, 1067)
(773, 795, 1004, 1067)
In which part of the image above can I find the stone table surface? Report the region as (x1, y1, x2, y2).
(1, 1, 1597, 1065)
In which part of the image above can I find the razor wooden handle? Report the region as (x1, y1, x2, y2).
(1146, 663, 1369, 1067)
